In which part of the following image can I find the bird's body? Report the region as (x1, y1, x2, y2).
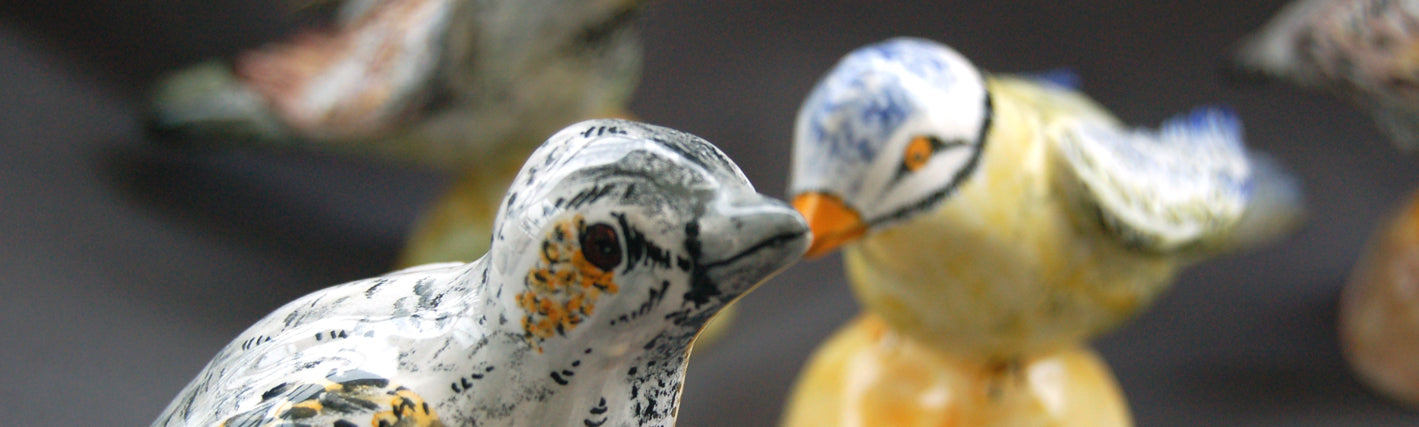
(783, 38, 1302, 426)
(1229, 0, 1419, 150)
(841, 76, 1179, 360)
(159, 261, 641, 426)
(154, 119, 810, 426)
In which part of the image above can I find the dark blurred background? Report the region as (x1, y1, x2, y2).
(3, 1, 1419, 425)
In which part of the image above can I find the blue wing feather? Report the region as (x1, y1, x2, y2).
(1022, 68, 1081, 90)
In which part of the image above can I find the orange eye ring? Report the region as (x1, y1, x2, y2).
(903, 136, 934, 172)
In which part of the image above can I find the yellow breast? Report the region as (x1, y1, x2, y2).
(842, 77, 1181, 360)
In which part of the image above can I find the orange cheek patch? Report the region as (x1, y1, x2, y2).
(519, 215, 621, 351)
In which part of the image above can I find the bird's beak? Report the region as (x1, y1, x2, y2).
(792, 192, 867, 258)
(694, 191, 811, 305)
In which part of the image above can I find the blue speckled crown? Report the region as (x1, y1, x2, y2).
(791, 38, 987, 201)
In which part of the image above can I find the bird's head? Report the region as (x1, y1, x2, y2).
(489, 119, 809, 352)
(790, 38, 992, 258)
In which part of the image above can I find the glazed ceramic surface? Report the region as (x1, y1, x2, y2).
(1230, 0, 1419, 150)
(784, 314, 1130, 427)
(1341, 189, 1419, 408)
(783, 38, 1304, 426)
(153, 119, 809, 426)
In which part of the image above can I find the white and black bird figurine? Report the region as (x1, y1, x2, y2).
(152, 119, 810, 426)
(1228, 0, 1419, 151)
(782, 38, 1304, 426)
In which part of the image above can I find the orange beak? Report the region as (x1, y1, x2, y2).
(792, 192, 868, 258)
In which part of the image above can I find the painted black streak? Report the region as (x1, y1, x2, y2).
(283, 310, 301, 327)
(562, 183, 618, 209)
(700, 231, 807, 271)
(613, 213, 675, 273)
(261, 383, 289, 400)
(680, 222, 720, 308)
(649, 136, 710, 171)
(413, 278, 443, 309)
(618, 279, 671, 325)
(241, 335, 273, 350)
(314, 330, 349, 341)
(581, 125, 629, 139)
(364, 279, 389, 298)
(551, 371, 570, 385)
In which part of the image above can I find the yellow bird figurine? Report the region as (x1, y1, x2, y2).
(782, 38, 1304, 426)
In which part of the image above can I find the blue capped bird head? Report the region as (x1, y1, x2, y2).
(789, 38, 992, 257)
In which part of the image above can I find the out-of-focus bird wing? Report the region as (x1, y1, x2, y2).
(1052, 107, 1276, 253)
(234, 0, 456, 140)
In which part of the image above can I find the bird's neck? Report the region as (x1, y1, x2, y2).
(444, 331, 692, 426)
(444, 264, 695, 425)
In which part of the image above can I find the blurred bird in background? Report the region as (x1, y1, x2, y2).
(1231, 0, 1419, 408)
(1227, 0, 1419, 151)
(148, 0, 648, 268)
(782, 38, 1304, 426)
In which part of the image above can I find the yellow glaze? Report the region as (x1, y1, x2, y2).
(783, 314, 1130, 427)
(844, 77, 1179, 360)
(1340, 189, 1419, 407)
(782, 77, 1225, 427)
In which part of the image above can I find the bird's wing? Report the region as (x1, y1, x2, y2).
(1052, 107, 1265, 253)
(218, 370, 444, 427)
(1020, 68, 1081, 91)
(232, 0, 456, 140)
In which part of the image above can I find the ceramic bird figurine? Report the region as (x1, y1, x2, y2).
(1231, 0, 1419, 408)
(150, 0, 645, 170)
(148, 0, 649, 267)
(781, 38, 1304, 426)
(1340, 189, 1419, 407)
(152, 119, 810, 426)
(1227, 0, 1419, 150)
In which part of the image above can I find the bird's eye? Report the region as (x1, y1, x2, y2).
(902, 135, 936, 172)
(580, 223, 622, 271)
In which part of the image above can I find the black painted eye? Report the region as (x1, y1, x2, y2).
(580, 223, 622, 271)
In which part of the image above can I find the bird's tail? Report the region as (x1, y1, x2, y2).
(1212, 150, 1306, 254)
